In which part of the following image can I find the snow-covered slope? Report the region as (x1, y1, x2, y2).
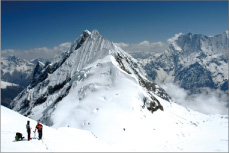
(1, 81, 19, 89)
(143, 31, 228, 94)
(3, 100, 228, 152)
(1, 106, 114, 152)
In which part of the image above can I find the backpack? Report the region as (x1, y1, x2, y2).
(15, 135, 19, 141)
(15, 132, 24, 141)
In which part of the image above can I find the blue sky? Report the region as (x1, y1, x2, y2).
(1, 1, 228, 50)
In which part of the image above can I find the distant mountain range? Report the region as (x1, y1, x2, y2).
(139, 31, 228, 95)
(1, 56, 48, 107)
(1, 31, 228, 108)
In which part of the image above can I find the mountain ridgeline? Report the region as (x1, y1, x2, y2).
(1, 56, 34, 87)
(10, 30, 172, 128)
(143, 31, 228, 94)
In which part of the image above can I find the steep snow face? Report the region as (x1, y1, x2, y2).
(144, 31, 228, 94)
(11, 30, 171, 141)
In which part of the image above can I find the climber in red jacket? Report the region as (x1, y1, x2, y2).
(35, 121, 43, 140)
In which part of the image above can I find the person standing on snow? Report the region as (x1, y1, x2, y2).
(26, 121, 32, 141)
(35, 121, 43, 140)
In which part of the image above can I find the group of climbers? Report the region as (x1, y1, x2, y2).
(15, 121, 43, 141)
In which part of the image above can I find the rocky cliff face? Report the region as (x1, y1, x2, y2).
(143, 31, 228, 94)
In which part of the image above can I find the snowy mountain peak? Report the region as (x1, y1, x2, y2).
(83, 29, 91, 36)
(81, 30, 91, 41)
(11, 30, 172, 142)
(91, 29, 99, 35)
(3, 55, 24, 64)
(167, 33, 183, 43)
(225, 30, 228, 36)
(167, 31, 228, 57)
(5, 55, 17, 61)
(80, 29, 99, 42)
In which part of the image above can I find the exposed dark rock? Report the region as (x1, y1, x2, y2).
(175, 62, 215, 90)
(115, 53, 131, 74)
(221, 80, 228, 91)
(1, 86, 25, 108)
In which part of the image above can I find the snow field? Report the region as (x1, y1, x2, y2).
(1, 81, 19, 89)
(1, 106, 115, 152)
(2, 98, 227, 152)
